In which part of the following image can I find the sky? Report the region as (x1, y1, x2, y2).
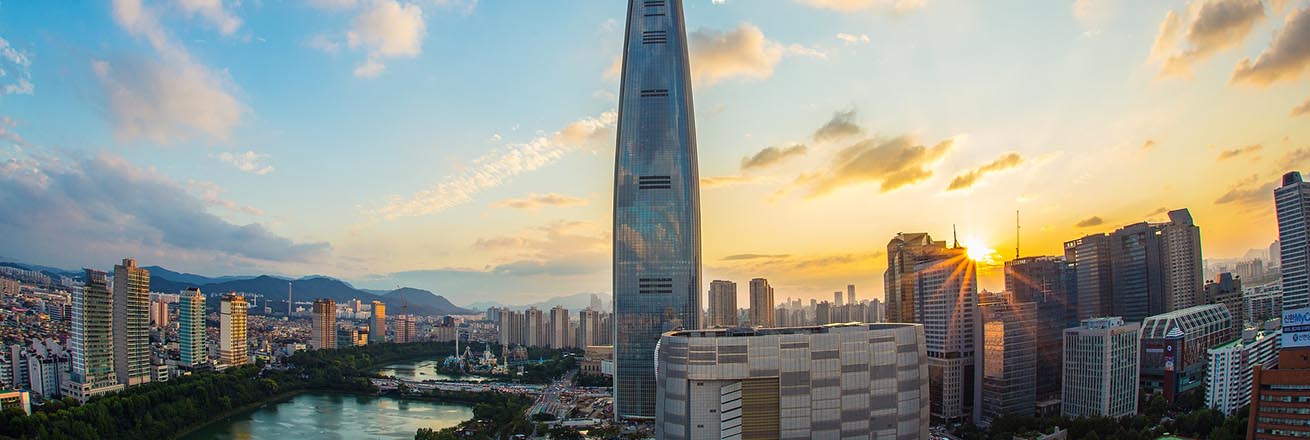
(0, 0, 1307, 307)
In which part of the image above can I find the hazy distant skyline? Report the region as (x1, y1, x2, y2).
(1, 1, 1307, 305)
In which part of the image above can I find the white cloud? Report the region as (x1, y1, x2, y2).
(375, 110, 617, 219)
(835, 33, 871, 45)
(187, 179, 265, 215)
(689, 23, 824, 86)
(1154, 0, 1266, 77)
(305, 33, 341, 54)
(214, 150, 274, 175)
(0, 37, 34, 96)
(176, 0, 242, 36)
(1231, 7, 1310, 86)
(354, 58, 387, 78)
(796, 0, 924, 13)
(101, 0, 245, 143)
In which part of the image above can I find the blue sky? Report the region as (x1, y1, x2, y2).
(1, 0, 1307, 306)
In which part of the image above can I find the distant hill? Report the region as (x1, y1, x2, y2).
(469, 292, 609, 312)
(142, 266, 254, 285)
(147, 270, 465, 317)
(381, 287, 473, 315)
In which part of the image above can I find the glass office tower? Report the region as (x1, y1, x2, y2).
(612, 0, 701, 419)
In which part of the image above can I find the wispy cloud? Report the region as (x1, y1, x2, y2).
(946, 152, 1024, 191)
(1215, 174, 1278, 205)
(1217, 144, 1262, 160)
(1279, 148, 1310, 170)
(1154, 0, 1266, 77)
(0, 37, 33, 96)
(741, 144, 807, 170)
(98, 0, 245, 144)
(309, 0, 432, 78)
(792, 135, 955, 197)
(214, 150, 274, 175)
(491, 193, 589, 211)
(1075, 216, 1105, 228)
(701, 175, 760, 188)
(1231, 7, 1310, 86)
(176, 0, 242, 36)
(722, 253, 791, 261)
(835, 33, 870, 45)
(187, 179, 264, 216)
(1142, 139, 1158, 150)
(376, 110, 617, 219)
(1292, 97, 1310, 117)
(0, 117, 25, 145)
(796, 0, 924, 14)
(0, 150, 327, 265)
(813, 109, 863, 142)
(689, 23, 824, 86)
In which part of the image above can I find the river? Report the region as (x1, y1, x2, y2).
(183, 357, 478, 439)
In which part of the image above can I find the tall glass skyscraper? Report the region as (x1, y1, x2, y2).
(1278, 171, 1310, 310)
(612, 0, 701, 419)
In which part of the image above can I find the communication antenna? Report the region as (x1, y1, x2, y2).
(1016, 210, 1021, 260)
(287, 282, 292, 317)
(952, 224, 960, 249)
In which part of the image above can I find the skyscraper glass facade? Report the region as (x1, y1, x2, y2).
(612, 0, 701, 419)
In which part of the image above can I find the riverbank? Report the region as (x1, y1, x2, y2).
(172, 389, 308, 439)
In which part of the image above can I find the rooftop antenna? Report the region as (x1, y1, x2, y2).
(287, 282, 292, 317)
(1016, 210, 1021, 260)
(952, 224, 960, 249)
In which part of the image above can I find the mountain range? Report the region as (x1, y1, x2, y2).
(0, 260, 473, 316)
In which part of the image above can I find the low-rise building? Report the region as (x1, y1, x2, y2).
(1139, 304, 1235, 401)
(1206, 319, 1281, 416)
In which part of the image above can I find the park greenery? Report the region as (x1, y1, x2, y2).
(0, 341, 473, 440)
(955, 393, 1248, 440)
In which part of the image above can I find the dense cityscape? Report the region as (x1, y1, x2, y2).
(2, 0, 1309, 439)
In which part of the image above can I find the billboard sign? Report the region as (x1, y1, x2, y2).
(1283, 307, 1310, 348)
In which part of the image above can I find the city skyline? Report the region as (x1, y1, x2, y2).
(0, 1, 1307, 307)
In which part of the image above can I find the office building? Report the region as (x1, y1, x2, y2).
(1206, 319, 1280, 416)
(549, 306, 571, 349)
(1249, 306, 1310, 438)
(814, 300, 831, 325)
(1062, 317, 1140, 419)
(847, 284, 856, 306)
(655, 323, 929, 439)
(914, 245, 981, 423)
(63, 269, 124, 402)
(311, 298, 337, 350)
(749, 278, 774, 327)
(1004, 255, 1074, 401)
(706, 280, 737, 328)
(1107, 222, 1163, 322)
(1204, 273, 1245, 330)
(1065, 234, 1113, 320)
(1272, 239, 1282, 269)
(885, 232, 951, 323)
(611, 0, 703, 420)
(980, 300, 1037, 420)
(220, 293, 248, 366)
(868, 298, 883, 323)
(113, 258, 151, 387)
(370, 301, 386, 344)
(1138, 304, 1235, 401)
(1277, 172, 1310, 310)
(179, 288, 205, 368)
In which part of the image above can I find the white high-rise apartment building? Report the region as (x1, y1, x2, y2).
(1062, 317, 1139, 419)
(655, 323, 929, 439)
(1206, 320, 1281, 416)
(1277, 172, 1310, 309)
(113, 258, 151, 387)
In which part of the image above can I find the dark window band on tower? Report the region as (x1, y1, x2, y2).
(640, 89, 669, 97)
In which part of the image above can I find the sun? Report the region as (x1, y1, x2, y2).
(961, 237, 997, 263)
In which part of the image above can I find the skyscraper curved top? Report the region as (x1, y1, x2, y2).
(612, 0, 701, 420)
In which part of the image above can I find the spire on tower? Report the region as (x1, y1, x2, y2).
(952, 224, 960, 249)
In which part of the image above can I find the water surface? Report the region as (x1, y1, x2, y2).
(182, 392, 472, 440)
